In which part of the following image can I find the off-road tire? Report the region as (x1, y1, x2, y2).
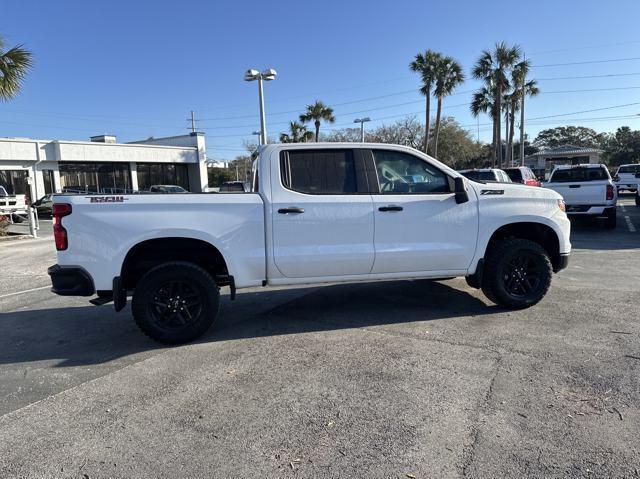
(481, 238, 552, 309)
(132, 261, 220, 344)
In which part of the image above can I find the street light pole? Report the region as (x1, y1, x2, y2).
(244, 68, 277, 146)
(353, 117, 371, 142)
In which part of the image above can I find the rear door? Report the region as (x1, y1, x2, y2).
(367, 148, 478, 274)
(270, 148, 375, 278)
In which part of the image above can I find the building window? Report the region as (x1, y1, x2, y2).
(0, 170, 30, 197)
(136, 163, 189, 191)
(42, 170, 54, 195)
(58, 162, 132, 193)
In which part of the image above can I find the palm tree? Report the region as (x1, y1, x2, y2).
(508, 60, 539, 164)
(470, 85, 498, 164)
(432, 56, 464, 158)
(410, 50, 440, 154)
(472, 42, 521, 167)
(280, 121, 314, 143)
(0, 37, 33, 102)
(299, 101, 335, 141)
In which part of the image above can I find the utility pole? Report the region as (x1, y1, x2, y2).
(519, 54, 526, 165)
(353, 117, 371, 142)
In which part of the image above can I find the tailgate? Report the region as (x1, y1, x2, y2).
(547, 181, 608, 205)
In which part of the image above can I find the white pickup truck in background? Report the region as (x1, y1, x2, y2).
(613, 163, 640, 193)
(49, 143, 571, 344)
(0, 186, 28, 223)
(543, 164, 617, 229)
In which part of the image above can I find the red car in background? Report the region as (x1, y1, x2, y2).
(504, 166, 542, 187)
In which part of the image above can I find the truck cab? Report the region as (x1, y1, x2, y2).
(49, 143, 571, 344)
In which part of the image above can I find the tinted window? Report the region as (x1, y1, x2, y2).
(460, 170, 496, 182)
(504, 169, 523, 182)
(550, 167, 610, 182)
(373, 150, 449, 194)
(617, 165, 640, 174)
(281, 149, 357, 194)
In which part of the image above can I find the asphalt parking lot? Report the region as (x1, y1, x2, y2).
(1, 198, 639, 478)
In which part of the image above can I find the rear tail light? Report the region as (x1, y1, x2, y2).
(606, 184, 615, 201)
(52, 203, 72, 251)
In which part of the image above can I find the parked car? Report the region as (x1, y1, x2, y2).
(543, 164, 617, 229)
(0, 186, 28, 223)
(219, 181, 251, 193)
(503, 166, 542, 187)
(149, 185, 188, 194)
(613, 164, 640, 193)
(49, 143, 571, 344)
(32, 194, 54, 216)
(458, 168, 512, 183)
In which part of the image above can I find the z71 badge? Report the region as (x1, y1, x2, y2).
(88, 196, 128, 203)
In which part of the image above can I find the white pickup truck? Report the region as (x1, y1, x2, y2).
(613, 163, 640, 193)
(49, 143, 571, 343)
(543, 164, 617, 229)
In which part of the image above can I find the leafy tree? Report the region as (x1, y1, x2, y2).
(603, 126, 640, 166)
(472, 42, 522, 167)
(410, 49, 441, 154)
(533, 126, 608, 150)
(280, 121, 314, 143)
(429, 117, 484, 169)
(470, 85, 497, 161)
(299, 101, 335, 141)
(207, 167, 234, 187)
(367, 116, 426, 149)
(0, 37, 32, 101)
(228, 155, 253, 183)
(321, 127, 362, 143)
(433, 55, 464, 158)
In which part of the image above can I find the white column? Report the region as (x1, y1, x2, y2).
(129, 162, 139, 191)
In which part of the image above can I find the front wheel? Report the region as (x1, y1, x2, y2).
(132, 261, 220, 344)
(481, 238, 552, 309)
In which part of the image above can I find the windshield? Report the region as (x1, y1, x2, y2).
(549, 167, 610, 182)
(504, 169, 522, 182)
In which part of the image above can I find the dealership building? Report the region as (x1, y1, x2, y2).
(0, 132, 225, 200)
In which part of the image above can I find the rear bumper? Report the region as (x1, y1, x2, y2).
(566, 205, 615, 216)
(48, 264, 95, 296)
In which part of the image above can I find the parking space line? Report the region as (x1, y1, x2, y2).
(0, 285, 50, 300)
(624, 215, 637, 233)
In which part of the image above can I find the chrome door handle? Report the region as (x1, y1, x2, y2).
(378, 205, 403, 212)
(278, 207, 305, 214)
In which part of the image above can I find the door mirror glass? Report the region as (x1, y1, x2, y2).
(454, 177, 469, 204)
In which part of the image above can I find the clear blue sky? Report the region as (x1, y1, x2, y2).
(2, 0, 640, 160)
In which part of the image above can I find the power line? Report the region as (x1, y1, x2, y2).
(533, 57, 640, 67)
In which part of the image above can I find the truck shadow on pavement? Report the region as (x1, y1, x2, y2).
(0, 280, 495, 368)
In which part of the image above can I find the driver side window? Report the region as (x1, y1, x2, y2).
(372, 149, 450, 194)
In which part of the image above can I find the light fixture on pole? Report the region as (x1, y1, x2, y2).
(244, 68, 277, 146)
(252, 130, 262, 146)
(353, 117, 371, 142)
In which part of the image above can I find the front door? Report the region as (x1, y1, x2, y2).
(271, 148, 375, 278)
(368, 148, 478, 274)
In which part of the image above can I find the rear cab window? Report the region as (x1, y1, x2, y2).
(549, 166, 610, 182)
(280, 149, 362, 194)
(505, 169, 522, 182)
(617, 165, 640, 175)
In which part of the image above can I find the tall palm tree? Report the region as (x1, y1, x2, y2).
(470, 85, 498, 165)
(432, 56, 464, 158)
(508, 60, 539, 164)
(472, 42, 521, 167)
(299, 101, 335, 142)
(0, 37, 33, 102)
(410, 49, 441, 154)
(280, 121, 314, 143)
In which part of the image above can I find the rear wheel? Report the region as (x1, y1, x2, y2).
(481, 239, 552, 309)
(132, 261, 220, 344)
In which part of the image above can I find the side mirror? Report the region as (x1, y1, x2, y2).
(454, 177, 469, 204)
